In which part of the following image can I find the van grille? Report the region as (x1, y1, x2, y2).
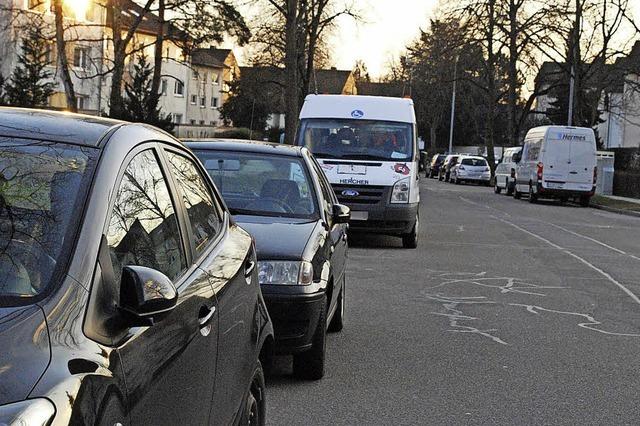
(332, 184, 386, 205)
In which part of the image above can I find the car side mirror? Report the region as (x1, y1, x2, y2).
(119, 265, 178, 326)
(512, 152, 522, 163)
(332, 204, 351, 224)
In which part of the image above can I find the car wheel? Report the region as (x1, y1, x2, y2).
(494, 184, 502, 194)
(528, 184, 538, 203)
(513, 185, 522, 199)
(506, 182, 514, 196)
(402, 213, 419, 249)
(293, 296, 327, 380)
(240, 361, 266, 426)
(579, 195, 590, 207)
(328, 277, 345, 333)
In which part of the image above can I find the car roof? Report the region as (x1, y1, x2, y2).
(460, 155, 487, 161)
(184, 139, 304, 157)
(0, 107, 124, 146)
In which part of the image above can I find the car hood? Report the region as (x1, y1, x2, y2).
(234, 215, 319, 261)
(0, 305, 50, 404)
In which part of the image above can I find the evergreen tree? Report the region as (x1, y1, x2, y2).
(4, 26, 54, 108)
(119, 53, 174, 132)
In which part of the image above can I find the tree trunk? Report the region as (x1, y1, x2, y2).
(53, 0, 77, 112)
(284, 0, 299, 145)
(150, 0, 164, 103)
(485, 0, 497, 173)
(507, 0, 518, 146)
(429, 119, 437, 153)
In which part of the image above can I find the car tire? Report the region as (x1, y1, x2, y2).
(494, 184, 502, 194)
(514, 185, 522, 199)
(529, 184, 538, 203)
(402, 213, 419, 249)
(328, 278, 345, 333)
(240, 361, 266, 426)
(579, 195, 590, 207)
(293, 296, 327, 380)
(506, 183, 514, 196)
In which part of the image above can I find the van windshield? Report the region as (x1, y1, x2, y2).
(298, 119, 414, 161)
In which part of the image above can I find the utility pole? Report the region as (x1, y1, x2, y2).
(448, 56, 458, 154)
(568, 0, 581, 126)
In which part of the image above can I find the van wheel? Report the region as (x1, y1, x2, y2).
(494, 184, 502, 194)
(513, 185, 522, 199)
(328, 278, 344, 333)
(579, 195, 591, 207)
(293, 296, 327, 380)
(506, 181, 514, 196)
(528, 184, 538, 203)
(402, 214, 419, 249)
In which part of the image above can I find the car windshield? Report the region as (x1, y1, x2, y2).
(193, 150, 319, 219)
(0, 139, 96, 305)
(461, 158, 488, 167)
(298, 118, 413, 161)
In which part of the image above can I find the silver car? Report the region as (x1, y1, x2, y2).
(450, 156, 491, 185)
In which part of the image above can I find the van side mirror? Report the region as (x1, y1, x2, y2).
(333, 204, 351, 224)
(119, 265, 177, 326)
(512, 152, 522, 163)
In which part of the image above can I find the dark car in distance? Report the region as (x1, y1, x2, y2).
(187, 140, 349, 380)
(427, 154, 446, 178)
(0, 109, 272, 425)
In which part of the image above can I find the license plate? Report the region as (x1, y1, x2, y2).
(546, 182, 564, 189)
(350, 211, 368, 221)
(337, 164, 367, 175)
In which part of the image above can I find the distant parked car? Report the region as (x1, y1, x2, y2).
(513, 126, 597, 206)
(450, 156, 491, 185)
(428, 154, 446, 178)
(439, 154, 460, 182)
(495, 147, 522, 195)
(188, 140, 350, 380)
(0, 109, 273, 426)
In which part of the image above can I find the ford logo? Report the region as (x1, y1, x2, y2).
(341, 189, 360, 197)
(351, 109, 364, 119)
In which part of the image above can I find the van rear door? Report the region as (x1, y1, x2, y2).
(543, 137, 571, 183)
(566, 138, 596, 185)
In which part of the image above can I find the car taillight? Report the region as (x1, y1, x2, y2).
(593, 166, 597, 184)
(536, 162, 543, 180)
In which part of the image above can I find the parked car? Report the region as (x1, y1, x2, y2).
(494, 147, 522, 195)
(0, 109, 273, 426)
(513, 126, 597, 206)
(428, 154, 446, 178)
(187, 140, 350, 380)
(439, 154, 460, 182)
(450, 156, 491, 185)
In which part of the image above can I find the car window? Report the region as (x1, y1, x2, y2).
(106, 149, 186, 283)
(310, 159, 334, 219)
(461, 158, 488, 167)
(165, 152, 223, 257)
(525, 139, 542, 161)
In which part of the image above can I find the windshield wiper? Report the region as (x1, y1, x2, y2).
(338, 154, 403, 161)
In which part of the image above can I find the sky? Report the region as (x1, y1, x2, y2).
(331, 0, 439, 78)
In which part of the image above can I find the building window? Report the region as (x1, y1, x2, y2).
(200, 96, 206, 107)
(44, 41, 56, 66)
(76, 96, 86, 110)
(173, 113, 183, 124)
(210, 121, 216, 126)
(190, 119, 196, 125)
(190, 94, 197, 104)
(211, 73, 219, 85)
(160, 79, 168, 96)
(199, 120, 205, 125)
(73, 47, 89, 70)
(192, 70, 199, 80)
(211, 97, 218, 108)
(174, 80, 184, 96)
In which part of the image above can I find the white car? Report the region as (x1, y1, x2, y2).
(494, 147, 522, 195)
(450, 156, 491, 185)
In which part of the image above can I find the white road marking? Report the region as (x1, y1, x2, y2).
(493, 215, 640, 306)
(546, 222, 640, 261)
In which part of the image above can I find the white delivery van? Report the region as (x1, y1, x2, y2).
(513, 126, 597, 206)
(494, 146, 522, 195)
(296, 94, 420, 248)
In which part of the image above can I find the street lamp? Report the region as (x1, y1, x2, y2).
(448, 55, 459, 154)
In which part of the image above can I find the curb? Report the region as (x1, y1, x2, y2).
(590, 203, 640, 218)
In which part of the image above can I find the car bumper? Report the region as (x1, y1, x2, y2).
(262, 289, 326, 354)
(458, 174, 491, 182)
(347, 202, 419, 235)
(537, 183, 595, 198)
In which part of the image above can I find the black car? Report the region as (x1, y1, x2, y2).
(187, 140, 349, 380)
(0, 109, 273, 425)
(428, 154, 446, 178)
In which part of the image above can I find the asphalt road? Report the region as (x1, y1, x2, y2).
(266, 178, 640, 425)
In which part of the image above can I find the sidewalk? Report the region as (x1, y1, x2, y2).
(591, 194, 640, 217)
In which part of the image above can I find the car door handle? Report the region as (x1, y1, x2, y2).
(199, 306, 216, 327)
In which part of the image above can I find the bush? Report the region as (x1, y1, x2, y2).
(214, 128, 263, 140)
(613, 171, 640, 199)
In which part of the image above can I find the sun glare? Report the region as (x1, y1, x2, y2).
(63, 0, 90, 20)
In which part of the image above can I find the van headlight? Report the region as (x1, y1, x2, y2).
(258, 261, 313, 285)
(0, 398, 56, 426)
(391, 178, 410, 204)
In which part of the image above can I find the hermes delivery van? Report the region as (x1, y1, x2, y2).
(513, 126, 597, 206)
(296, 94, 420, 248)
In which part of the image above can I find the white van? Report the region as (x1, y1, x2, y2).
(494, 147, 522, 195)
(513, 126, 597, 206)
(296, 94, 420, 248)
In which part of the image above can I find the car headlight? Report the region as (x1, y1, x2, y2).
(0, 398, 56, 426)
(258, 261, 313, 285)
(391, 178, 410, 204)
